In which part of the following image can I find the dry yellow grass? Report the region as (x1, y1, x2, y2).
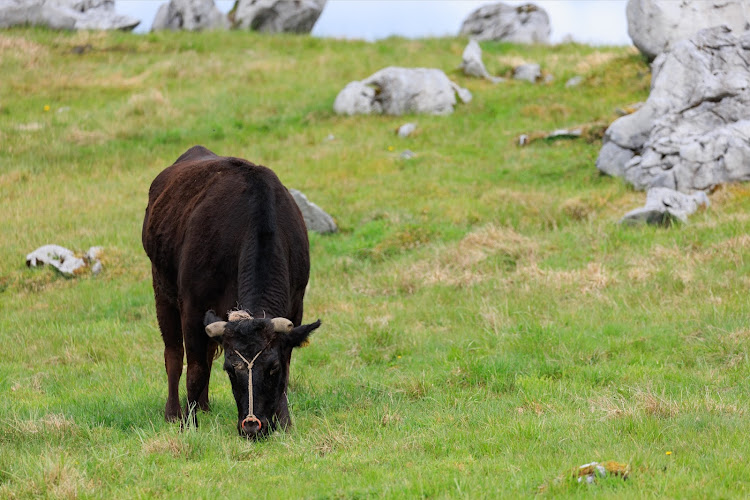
(401, 224, 537, 288)
(141, 435, 189, 458)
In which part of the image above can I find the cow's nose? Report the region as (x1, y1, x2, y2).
(238, 416, 262, 438)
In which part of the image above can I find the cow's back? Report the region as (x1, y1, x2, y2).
(142, 146, 309, 320)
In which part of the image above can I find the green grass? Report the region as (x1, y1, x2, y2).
(2, 27, 750, 498)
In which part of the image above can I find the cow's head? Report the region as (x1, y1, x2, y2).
(204, 310, 321, 439)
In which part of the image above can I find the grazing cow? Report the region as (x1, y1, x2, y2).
(142, 145, 321, 438)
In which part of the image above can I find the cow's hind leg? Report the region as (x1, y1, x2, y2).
(155, 294, 184, 422)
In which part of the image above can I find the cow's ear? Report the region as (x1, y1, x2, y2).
(286, 320, 321, 348)
(204, 310, 227, 341)
(204, 310, 223, 327)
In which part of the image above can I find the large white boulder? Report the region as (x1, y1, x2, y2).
(0, 0, 140, 30)
(459, 2, 550, 44)
(334, 67, 471, 116)
(597, 27, 750, 193)
(231, 0, 325, 32)
(627, 0, 750, 61)
(151, 0, 228, 31)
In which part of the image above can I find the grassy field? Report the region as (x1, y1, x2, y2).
(2, 27, 750, 498)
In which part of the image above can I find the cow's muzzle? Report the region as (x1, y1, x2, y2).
(238, 416, 270, 439)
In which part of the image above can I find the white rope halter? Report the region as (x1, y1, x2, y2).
(234, 346, 267, 432)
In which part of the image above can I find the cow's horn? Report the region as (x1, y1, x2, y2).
(271, 318, 294, 333)
(205, 321, 227, 338)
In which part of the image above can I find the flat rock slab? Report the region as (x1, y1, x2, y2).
(0, 0, 140, 30)
(620, 187, 709, 226)
(26, 244, 103, 275)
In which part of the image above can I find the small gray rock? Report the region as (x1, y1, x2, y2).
(397, 123, 417, 138)
(400, 149, 415, 160)
(90, 260, 103, 275)
(620, 187, 709, 226)
(565, 76, 584, 88)
(289, 189, 337, 234)
(513, 63, 541, 83)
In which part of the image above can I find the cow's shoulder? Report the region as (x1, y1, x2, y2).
(173, 145, 218, 165)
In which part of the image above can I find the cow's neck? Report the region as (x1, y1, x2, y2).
(237, 287, 287, 319)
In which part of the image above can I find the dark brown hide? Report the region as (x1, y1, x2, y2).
(142, 145, 317, 436)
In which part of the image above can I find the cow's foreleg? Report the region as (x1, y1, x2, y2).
(199, 340, 220, 411)
(183, 306, 211, 422)
(155, 294, 183, 422)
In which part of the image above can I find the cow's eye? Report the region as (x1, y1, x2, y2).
(233, 362, 245, 371)
(269, 363, 280, 376)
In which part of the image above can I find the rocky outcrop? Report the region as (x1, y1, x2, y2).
(151, 0, 228, 31)
(459, 2, 550, 44)
(597, 26, 750, 193)
(626, 0, 750, 61)
(0, 0, 140, 30)
(460, 39, 503, 83)
(231, 0, 325, 33)
(333, 67, 471, 116)
(289, 189, 337, 234)
(620, 187, 709, 226)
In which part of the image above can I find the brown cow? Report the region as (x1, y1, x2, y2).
(142, 145, 321, 438)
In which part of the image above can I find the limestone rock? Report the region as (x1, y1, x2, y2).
(0, 0, 140, 30)
(231, 0, 326, 33)
(333, 81, 381, 116)
(597, 27, 750, 193)
(26, 244, 103, 275)
(513, 63, 541, 83)
(289, 189, 337, 234)
(152, 0, 228, 31)
(459, 2, 550, 44)
(397, 123, 416, 138)
(460, 39, 503, 83)
(334, 67, 471, 116)
(626, 0, 750, 61)
(620, 187, 709, 226)
(565, 76, 584, 88)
